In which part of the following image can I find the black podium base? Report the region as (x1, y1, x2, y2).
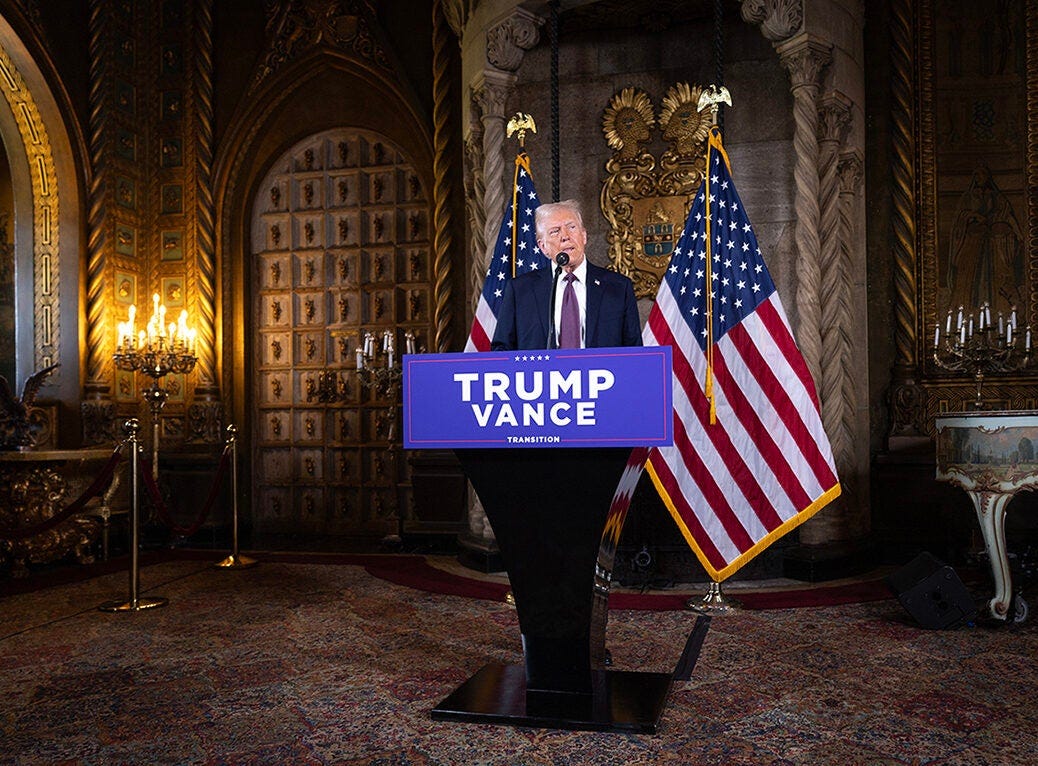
(431, 663, 674, 733)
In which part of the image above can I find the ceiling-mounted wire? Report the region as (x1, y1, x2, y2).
(714, 0, 725, 132)
(549, 0, 560, 202)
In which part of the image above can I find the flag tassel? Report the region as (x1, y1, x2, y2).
(703, 133, 717, 425)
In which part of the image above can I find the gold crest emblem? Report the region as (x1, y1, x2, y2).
(600, 83, 710, 297)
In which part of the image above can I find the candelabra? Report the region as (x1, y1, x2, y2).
(314, 330, 420, 544)
(355, 330, 415, 444)
(113, 294, 198, 478)
(933, 303, 1033, 410)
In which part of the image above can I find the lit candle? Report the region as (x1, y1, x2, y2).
(1027, 327, 1032, 352)
(968, 316, 974, 337)
(177, 310, 189, 344)
(934, 325, 940, 348)
(1007, 323, 1014, 346)
(356, 347, 364, 370)
(960, 323, 966, 345)
(998, 313, 1004, 337)
(957, 306, 964, 329)
(946, 310, 952, 334)
(1010, 307, 1017, 329)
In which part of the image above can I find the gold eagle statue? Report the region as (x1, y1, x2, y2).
(0, 363, 59, 450)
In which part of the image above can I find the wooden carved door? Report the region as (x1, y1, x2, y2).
(250, 128, 431, 539)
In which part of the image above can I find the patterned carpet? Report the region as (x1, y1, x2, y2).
(1, 556, 1036, 765)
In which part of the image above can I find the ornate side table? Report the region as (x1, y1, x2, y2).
(0, 448, 114, 575)
(935, 411, 1038, 621)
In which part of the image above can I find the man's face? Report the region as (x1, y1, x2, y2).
(537, 209, 587, 271)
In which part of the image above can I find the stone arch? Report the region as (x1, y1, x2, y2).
(0, 14, 86, 442)
(215, 46, 434, 523)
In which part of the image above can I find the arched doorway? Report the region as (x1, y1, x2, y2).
(249, 127, 433, 541)
(0, 16, 85, 445)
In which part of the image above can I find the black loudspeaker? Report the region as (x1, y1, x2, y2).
(886, 552, 977, 629)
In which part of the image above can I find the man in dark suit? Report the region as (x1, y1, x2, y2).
(491, 199, 641, 350)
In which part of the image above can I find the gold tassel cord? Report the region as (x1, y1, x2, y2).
(702, 126, 735, 425)
(703, 139, 716, 424)
(510, 153, 533, 278)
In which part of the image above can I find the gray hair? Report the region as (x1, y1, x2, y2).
(535, 199, 584, 238)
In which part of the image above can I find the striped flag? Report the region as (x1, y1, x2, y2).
(464, 153, 542, 352)
(643, 127, 841, 581)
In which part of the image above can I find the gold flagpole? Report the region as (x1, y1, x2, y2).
(690, 85, 738, 613)
(506, 113, 537, 279)
(501, 113, 536, 609)
(696, 86, 731, 426)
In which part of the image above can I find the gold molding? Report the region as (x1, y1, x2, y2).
(891, 0, 1038, 435)
(0, 41, 59, 372)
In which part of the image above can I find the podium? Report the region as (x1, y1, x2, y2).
(404, 348, 698, 732)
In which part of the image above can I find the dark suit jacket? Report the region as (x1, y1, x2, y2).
(491, 261, 642, 350)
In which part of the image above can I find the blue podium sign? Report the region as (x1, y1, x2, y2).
(403, 346, 673, 449)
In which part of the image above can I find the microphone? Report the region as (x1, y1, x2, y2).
(547, 255, 568, 349)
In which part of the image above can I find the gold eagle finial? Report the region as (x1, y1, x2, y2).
(696, 85, 733, 125)
(506, 112, 537, 147)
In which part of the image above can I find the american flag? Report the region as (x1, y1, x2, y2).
(464, 153, 542, 352)
(643, 127, 841, 581)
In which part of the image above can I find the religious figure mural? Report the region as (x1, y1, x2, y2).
(944, 164, 1025, 321)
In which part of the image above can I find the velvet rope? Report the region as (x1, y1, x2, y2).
(0, 448, 124, 540)
(139, 449, 230, 537)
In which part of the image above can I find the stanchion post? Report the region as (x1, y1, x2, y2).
(100, 418, 169, 612)
(215, 424, 256, 569)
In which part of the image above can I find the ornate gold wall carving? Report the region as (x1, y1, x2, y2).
(82, 0, 217, 445)
(600, 83, 709, 298)
(251, 0, 392, 91)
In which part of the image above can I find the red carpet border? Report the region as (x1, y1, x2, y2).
(0, 548, 895, 608)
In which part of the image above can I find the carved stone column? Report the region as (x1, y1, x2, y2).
(81, 0, 115, 445)
(472, 70, 514, 288)
(741, 0, 804, 42)
(473, 8, 541, 279)
(745, 2, 876, 574)
(887, 0, 924, 439)
(836, 149, 867, 539)
(816, 94, 853, 486)
(457, 6, 542, 569)
(485, 8, 542, 73)
(431, 0, 457, 353)
(187, 0, 222, 444)
(464, 109, 487, 312)
(777, 33, 832, 387)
